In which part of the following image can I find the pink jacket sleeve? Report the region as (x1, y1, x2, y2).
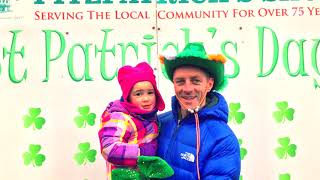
(98, 111, 139, 167)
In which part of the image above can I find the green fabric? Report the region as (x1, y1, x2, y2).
(111, 168, 146, 180)
(164, 42, 227, 91)
(138, 156, 174, 179)
(111, 156, 174, 180)
(176, 42, 208, 59)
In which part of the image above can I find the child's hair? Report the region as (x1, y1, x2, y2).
(117, 62, 165, 111)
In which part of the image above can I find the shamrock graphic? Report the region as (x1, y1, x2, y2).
(23, 108, 46, 130)
(279, 173, 291, 180)
(74, 142, 97, 165)
(74, 106, 96, 128)
(238, 139, 247, 160)
(275, 137, 297, 159)
(22, 144, 46, 167)
(273, 101, 295, 123)
(228, 103, 245, 124)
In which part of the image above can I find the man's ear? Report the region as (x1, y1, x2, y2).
(207, 78, 214, 92)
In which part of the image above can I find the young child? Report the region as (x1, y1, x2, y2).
(98, 62, 173, 180)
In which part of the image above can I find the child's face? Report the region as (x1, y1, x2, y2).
(128, 81, 156, 111)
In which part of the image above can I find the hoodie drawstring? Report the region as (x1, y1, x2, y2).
(175, 93, 206, 180)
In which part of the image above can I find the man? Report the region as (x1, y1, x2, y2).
(157, 43, 241, 180)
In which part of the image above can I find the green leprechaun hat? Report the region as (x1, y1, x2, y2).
(159, 42, 228, 91)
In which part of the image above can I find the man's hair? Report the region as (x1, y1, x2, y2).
(173, 65, 212, 80)
(173, 65, 215, 92)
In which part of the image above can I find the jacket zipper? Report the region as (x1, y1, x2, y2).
(164, 119, 182, 160)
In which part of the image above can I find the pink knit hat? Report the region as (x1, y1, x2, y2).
(118, 62, 165, 111)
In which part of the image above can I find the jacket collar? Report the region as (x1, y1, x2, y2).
(171, 91, 228, 124)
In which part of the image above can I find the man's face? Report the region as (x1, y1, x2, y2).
(173, 66, 214, 110)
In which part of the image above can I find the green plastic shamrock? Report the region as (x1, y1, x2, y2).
(74, 142, 97, 165)
(112, 168, 146, 180)
(74, 106, 96, 128)
(111, 155, 175, 180)
(238, 139, 247, 160)
(23, 108, 46, 130)
(22, 144, 46, 167)
(273, 101, 295, 123)
(228, 103, 245, 124)
(275, 137, 297, 159)
(279, 173, 291, 180)
(137, 156, 174, 179)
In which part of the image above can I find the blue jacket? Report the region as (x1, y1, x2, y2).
(157, 92, 241, 180)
